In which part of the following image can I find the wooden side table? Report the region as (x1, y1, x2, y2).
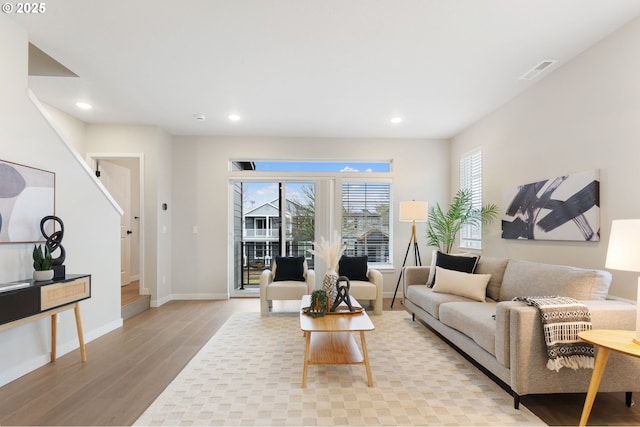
(578, 329, 640, 426)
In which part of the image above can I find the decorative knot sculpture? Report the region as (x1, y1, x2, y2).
(331, 276, 355, 312)
(40, 215, 65, 279)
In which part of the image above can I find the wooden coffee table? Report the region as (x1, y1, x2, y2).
(299, 294, 375, 388)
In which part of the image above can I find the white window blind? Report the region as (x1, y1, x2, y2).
(341, 182, 390, 263)
(459, 149, 483, 249)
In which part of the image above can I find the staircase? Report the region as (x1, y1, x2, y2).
(121, 281, 150, 320)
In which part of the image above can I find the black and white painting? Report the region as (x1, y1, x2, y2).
(0, 159, 55, 243)
(502, 169, 600, 241)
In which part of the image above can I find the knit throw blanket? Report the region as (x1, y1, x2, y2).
(513, 296, 595, 372)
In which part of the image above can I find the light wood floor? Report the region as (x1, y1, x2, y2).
(0, 298, 638, 426)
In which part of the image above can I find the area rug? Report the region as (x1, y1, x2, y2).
(134, 311, 545, 426)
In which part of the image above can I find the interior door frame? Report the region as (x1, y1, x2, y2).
(87, 153, 147, 296)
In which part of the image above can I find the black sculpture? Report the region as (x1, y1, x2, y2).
(330, 276, 355, 312)
(40, 215, 66, 279)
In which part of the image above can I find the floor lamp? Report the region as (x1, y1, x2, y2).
(391, 200, 428, 308)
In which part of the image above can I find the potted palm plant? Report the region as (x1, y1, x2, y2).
(426, 188, 499, 253)
(33, 244, 54, 281)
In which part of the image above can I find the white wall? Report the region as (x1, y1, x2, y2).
(450, 16, 640, 299)
(84, 124, 173, 306)
(40, 103, 87, 154)
(171, 136, 449, 298)
(0, 16, 122, 386)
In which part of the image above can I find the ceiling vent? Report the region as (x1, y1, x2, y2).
(519, 59, 558, 80)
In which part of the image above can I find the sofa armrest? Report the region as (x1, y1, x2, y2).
(404, 266, 429, 285)
(506, 299, 637, 395)
(305, 269, 316, 294)
(403, 266, 430, 297)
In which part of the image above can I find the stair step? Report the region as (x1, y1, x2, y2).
(122, 295, 151, 320)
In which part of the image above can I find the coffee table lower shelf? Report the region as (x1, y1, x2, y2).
(302, 330, 373, 387)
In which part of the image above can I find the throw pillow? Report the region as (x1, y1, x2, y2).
(339, 255, 369, 281)
(429, 251, 479, 287)
(273, 256, 305, 282)
(431, 266, 492, 302)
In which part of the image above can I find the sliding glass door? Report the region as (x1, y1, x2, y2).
(233, 180, 315, 294)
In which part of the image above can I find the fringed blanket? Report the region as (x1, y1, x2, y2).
(513, 296, 595, 372)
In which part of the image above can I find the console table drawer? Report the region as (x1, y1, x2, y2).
(41, 277, 90, 311)
(0, 286, 40, 325)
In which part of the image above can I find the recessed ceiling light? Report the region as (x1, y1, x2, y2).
(390, 116, 403, 124)
(228, 114, 241, 121)
(193, 114, 206, 121)
(76, 101, 92, 110)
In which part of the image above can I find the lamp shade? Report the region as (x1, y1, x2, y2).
(606, 219, 640, 345)
(605, 219, 640, 272)
(399, 200, 428, 223)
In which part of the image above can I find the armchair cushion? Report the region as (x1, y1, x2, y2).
(339, 256, 369, 281)
(273, 256, 305, 282)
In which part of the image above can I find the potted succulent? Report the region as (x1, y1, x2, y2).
(426, 188, 499, 253)
(33, 244, 54, 281)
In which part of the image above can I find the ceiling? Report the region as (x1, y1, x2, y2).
(10, 0, 640, 139)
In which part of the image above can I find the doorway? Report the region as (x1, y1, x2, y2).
(88, 153, 146, 305)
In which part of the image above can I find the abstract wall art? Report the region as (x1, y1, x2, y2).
(0, 159, 55, 243)
(502, 169, 600, 241)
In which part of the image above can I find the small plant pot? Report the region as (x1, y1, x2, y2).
(33, 270, 54, 281)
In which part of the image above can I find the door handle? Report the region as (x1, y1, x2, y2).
(126, 230, 133, 235)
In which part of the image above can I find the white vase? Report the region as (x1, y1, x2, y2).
(322, 270, 339, 308)
(33, 270, 54, 281)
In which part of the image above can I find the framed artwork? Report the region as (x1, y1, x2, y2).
(0, 159, 55, 243)
(502, 169, 600, 241)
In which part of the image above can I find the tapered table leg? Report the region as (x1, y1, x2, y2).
(579, 347, 610, 426)
(50, 313, 57, 362)
(302, 331, 311, 388)
(74, 303, 87, 362)
(360, 330, 373, 387)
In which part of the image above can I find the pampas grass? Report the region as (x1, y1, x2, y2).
(308, 230, 345, 271)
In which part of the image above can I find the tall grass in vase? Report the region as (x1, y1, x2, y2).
(308, 230, 345, 306)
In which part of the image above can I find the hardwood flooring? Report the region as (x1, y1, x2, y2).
(0, 298, 638, 426)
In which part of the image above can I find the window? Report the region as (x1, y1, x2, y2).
(459, 149, 483, 249)
(341, 182, 390, 263)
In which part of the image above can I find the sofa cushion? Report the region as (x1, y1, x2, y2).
(432, 267, 492, 302)
(475, 257, 509, 301)
(429, 251, 479, 286)
(500, 259, 612, 301)
(339, 256, 369, 281)
(439, 302, 498, 356)
(273, 256, 305, 282)
(405, 285, 474, 320)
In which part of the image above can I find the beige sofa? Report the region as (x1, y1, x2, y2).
(403, 256, 640, 408)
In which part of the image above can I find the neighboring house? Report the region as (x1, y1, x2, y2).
(242, 198, 311, 267)
(342, 209, 390, 263)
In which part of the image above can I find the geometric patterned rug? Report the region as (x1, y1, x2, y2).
(133, 311, 546, 426)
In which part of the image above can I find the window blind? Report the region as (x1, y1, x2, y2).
(341, 182, 390, 263)
(460, 149, 483, 249)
